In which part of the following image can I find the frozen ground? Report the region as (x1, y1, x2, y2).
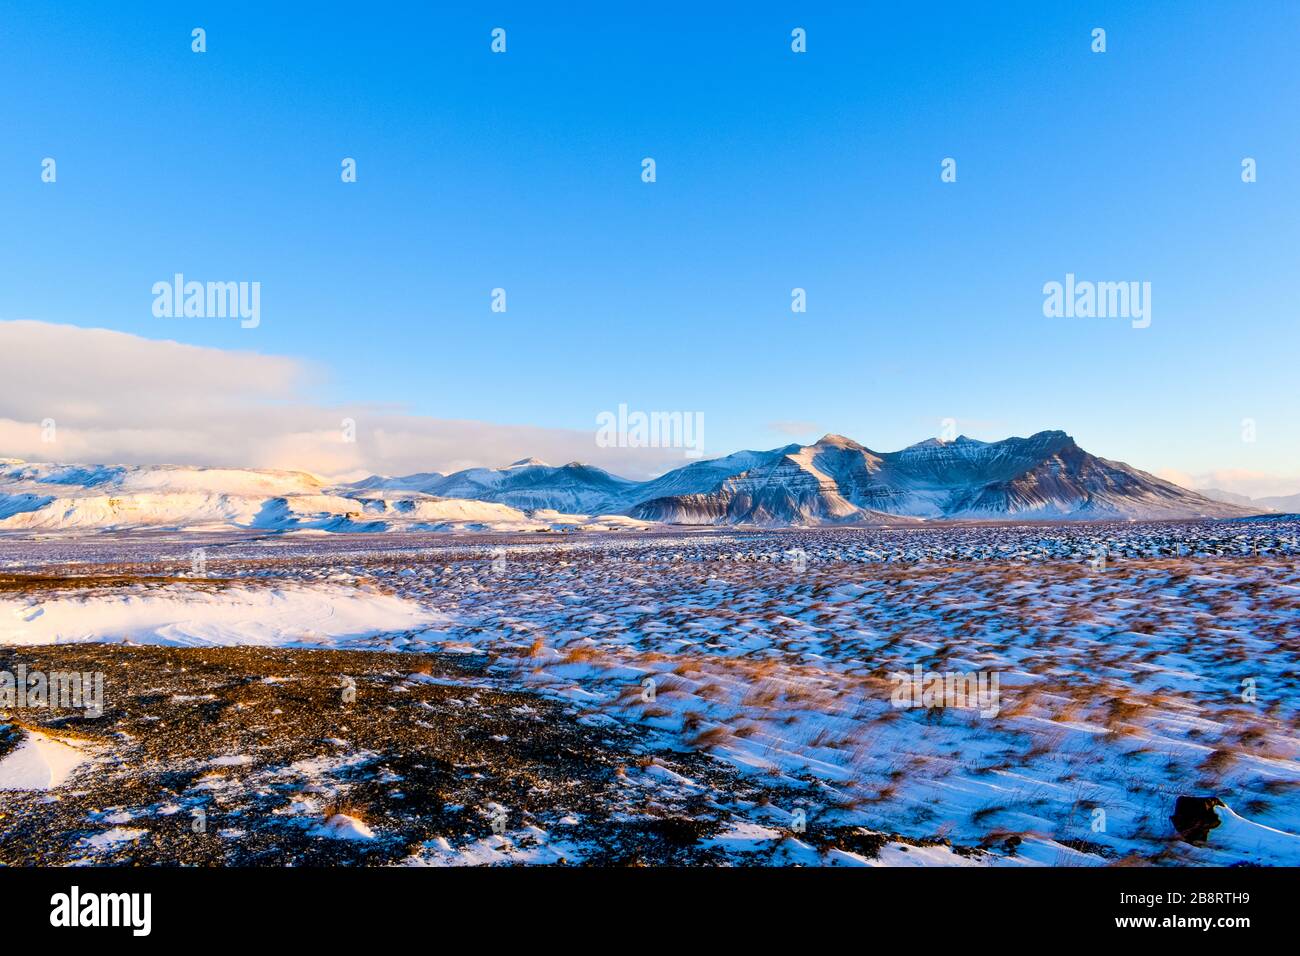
(1, 519, 1297, 865)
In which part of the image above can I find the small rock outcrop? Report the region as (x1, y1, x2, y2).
(1170, 796, 1226, 845)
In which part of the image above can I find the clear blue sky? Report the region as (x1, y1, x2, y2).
(1, 1, 1297, 485)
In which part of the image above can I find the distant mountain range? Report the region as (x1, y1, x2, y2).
(1198, 487, 1300, 514)
(1, 430, 1260, 533)
(353, 458, 641, 514)
(357, 430, 1249, 525)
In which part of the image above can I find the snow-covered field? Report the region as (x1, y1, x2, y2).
(1, 519, 1297, 865)
(1, 582, 442, 648)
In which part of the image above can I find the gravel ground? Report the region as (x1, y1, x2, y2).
(0, 643, 943, 866)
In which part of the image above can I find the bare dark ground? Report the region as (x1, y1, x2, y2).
(0, 644, 937, 866)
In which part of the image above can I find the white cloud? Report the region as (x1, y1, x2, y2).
(0, 321, 695, 480)
(765, 420, 824, 438)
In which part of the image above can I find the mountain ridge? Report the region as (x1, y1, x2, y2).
(627, 430, 1249, 524)
(0, 430, 1266, 532)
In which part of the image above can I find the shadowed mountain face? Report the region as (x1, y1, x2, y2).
(627, 431, 1254, 525)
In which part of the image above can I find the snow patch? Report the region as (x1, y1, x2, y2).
(0, 584, 444, 648)
(0, 728, 88, 790)
(310, 814, 375, 841)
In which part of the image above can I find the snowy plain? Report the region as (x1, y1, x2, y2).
(1, 519, 1297, 865)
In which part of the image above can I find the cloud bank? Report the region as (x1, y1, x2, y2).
(0, 321, 693, 480)
(5, 321, 1296, 497)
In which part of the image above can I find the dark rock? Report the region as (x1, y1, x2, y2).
(1170, 795, 1226, 845)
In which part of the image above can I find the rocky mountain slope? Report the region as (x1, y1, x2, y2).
(629, 431, 1253, 524)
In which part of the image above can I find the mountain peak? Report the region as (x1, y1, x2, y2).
(507, 457, 548, 468)
(813, 433, 862, 449)
(1022, 430, 1076, 454)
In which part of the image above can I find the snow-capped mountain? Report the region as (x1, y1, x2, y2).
(331, 430, 1259, 525)
(345, 458, 639, 514)
(630, 431, 1255, 524)
(0, 429, 1262, 533)
(627, 439, 918, 526)
(434, 460, 637, 513)
(344, 471, 445, 493)
(0, 459, 642, 533)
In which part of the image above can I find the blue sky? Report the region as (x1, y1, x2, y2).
(1, 1, 1297, 489)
